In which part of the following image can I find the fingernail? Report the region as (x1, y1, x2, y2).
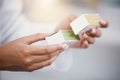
(101, 20, 106, 24)
(83, 41, 89, 48)
(84, 40, 88, 45)
(91, 28, 96, 33)
(62, 44, 69, 50)
(83, 33, 88, 39)
(50, 56, 57, 62)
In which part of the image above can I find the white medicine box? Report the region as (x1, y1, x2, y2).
(70, 14, 101, 35)
(46, 30, 79, 45)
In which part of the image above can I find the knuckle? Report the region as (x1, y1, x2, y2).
(36, 33, 40, 37)
(22, 48, 30, 54)
(35, 33, 42, 40)
(44, 48, 49, 53)
(46, 54, 51, 60)
(49, 54, 54, 58)
(23, 58, 32, 65)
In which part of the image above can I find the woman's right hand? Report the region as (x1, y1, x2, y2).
(0, 33, 66, 72)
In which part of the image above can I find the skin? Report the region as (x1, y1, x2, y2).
(0, 33, 65, 71)
(0, 14, 108, 72)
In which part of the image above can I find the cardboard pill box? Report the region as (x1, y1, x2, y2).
(46, 30, 79, 45)
(70, 14, 101, 35)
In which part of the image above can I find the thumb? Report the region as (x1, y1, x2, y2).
(55, 14, 78, 32)
(21, 33, 50, 44)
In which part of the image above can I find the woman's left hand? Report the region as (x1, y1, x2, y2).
(55, 14, 109, 48)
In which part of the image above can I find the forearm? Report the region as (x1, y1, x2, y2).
(0, 45, 5, 70)
(0, 44, 11, 70)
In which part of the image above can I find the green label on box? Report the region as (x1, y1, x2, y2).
(61, 30, 79, 40)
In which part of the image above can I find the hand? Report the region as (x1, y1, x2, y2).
(0, 33, 65, 72)
(55, 14, 109, 48)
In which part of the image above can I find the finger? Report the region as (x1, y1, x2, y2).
(86, 36, 95, 44)
(81, 33, 95, 44)
(81, 40, 89, 48)
(86, 27, 101, 37)
(70, 41, 82, 48)
(70, 32, 85, 48)
(26, 59, 53, 71)
(90, 28, 102, 37)
(20, 33, 50, 44)
(30, 50, 62, 63)
(29, 44, 66, 55)
(70, 39, 89, 48)
(48, 50, 62, 58)
(69, 14, 78, 22)
(99, 20, 109, 28)
(78, 32, 85, 41)
(55, 14, 78, 31)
